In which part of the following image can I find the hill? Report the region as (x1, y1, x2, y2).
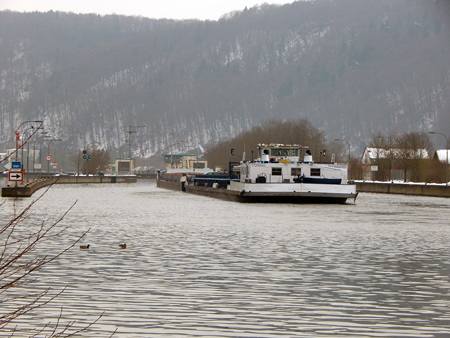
(0, 0, 449, 160)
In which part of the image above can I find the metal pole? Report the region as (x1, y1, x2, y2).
(15, 121, 40, 160)
(12, 121, 42, 187)
(21, 127, 33, 171)
(47, 139, 54, 175)
(33, 132, 48, 175)
(46, 138, 62, 175)
(39, 137, 51, 174)
(23, 126, 38, 181)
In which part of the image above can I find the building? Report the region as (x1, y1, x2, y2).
(361, 146, 429, 165)
(434, 149, 450, 164)
(161, 153, 208, 170)
(110, 158, 135, 175)
(361, 146, 429, 181)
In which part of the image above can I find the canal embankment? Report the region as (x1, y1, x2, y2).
(1, 175, 137, 197)
(355, 181, 450, 198)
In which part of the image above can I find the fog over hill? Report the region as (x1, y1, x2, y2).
(0, 0, 449, 159)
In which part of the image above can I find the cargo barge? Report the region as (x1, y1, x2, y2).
(157, 143, 358, 204)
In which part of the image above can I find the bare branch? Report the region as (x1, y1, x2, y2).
(0, 184, 115, 336)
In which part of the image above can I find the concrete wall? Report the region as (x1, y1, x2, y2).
(2, 175, 137, 197)
(156, 178, 182, 191)
(356, 182, 450, 198)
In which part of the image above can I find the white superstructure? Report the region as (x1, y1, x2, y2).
(227, 143, 357, 203)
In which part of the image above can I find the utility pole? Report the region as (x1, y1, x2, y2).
(124, 125, 147, 174)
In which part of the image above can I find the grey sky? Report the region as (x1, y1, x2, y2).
(0, 0, 294, 20)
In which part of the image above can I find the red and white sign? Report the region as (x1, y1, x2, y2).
(46, 154, 52, 161)
(51, 162, 58, 167)
(8, 171, 24, 181)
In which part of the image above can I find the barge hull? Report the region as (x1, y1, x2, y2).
(157, 179, 356, 204)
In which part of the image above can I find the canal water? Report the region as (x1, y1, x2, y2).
(1, 180, 450, 337)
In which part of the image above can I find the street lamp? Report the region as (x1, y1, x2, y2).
(15, 120, 43, 161)
(33, 131, 49, 174)
(11, 120, 43, 186)
(119, 140, 128, 159)
(20, 126, 35, 175)
(47, 138, 62, 175)
(39, 136, 53, 173)
(334, 139, 351, 162)
(429, 131, 449, 185)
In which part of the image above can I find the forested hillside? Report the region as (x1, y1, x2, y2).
(1, 0, 449, 159)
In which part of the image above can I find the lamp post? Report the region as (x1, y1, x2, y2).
(120, 141, 128, 159)
(20, 126, 35, 177)
(33, 132, 48, 174)
(429, 131, 449, 185)
(15, 120, 43, 161)
(39, 137, 52, 174)
(11, 120, 42, 186)
(334, 139, 351, 162)
(47, 138, 62, 175)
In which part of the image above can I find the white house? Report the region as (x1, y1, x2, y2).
(434, 149, 450, 164)
(361, 146, 429, 165)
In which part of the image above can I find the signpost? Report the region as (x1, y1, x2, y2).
(11, 161, 21, 170)
(46, 154, 52, 161)
(8, 171, 24, 182)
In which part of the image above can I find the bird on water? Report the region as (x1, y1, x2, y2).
(119, 243, 127, 249)
(80, 244, 90, 249)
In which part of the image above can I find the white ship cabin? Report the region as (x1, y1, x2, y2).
(239, 143, 348, 184)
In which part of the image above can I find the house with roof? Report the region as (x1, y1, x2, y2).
(361, 146, 429, 165)
(361, 146, 429, 181)
(433, 149, 450, 164)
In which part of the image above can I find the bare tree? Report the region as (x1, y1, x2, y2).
(205, 118, 327, 169)
(0, 185, 116, 337)
(81, 149, 111, 175)
(68, 151, 84, 175)
(396, 132, 431, 182)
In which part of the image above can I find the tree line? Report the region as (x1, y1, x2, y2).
(205, 119, 447, 184)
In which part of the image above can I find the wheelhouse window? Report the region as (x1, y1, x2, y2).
(310, 168, 321, 176)
(291, 168, 301, 176)
(271, 149, 298, 157)
(289, 149, 299, 156)
(272, 167, 282, 176)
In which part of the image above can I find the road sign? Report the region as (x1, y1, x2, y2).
(51, 162, 58, 167)
(11, 161, 21, 170)
(8, 171, 24, 181)
(46, 154, 52, 161)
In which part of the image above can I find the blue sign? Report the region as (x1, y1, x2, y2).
(11, 161, 21, 169)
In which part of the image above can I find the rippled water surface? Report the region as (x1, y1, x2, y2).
(1, 180, 450, 337)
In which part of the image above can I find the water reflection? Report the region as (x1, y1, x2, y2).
(1, 180, 450, 337)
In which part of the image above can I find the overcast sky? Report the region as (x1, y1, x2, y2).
(0, 0, 294, 20)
